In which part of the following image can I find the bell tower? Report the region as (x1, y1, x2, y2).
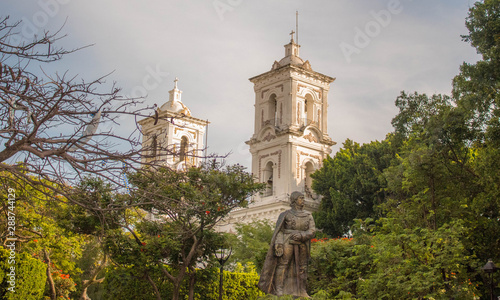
(221, 32, 336, 231)
(139, 78, 209, 170)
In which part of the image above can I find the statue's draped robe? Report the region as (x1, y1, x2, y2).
(258, 209, 315, 296)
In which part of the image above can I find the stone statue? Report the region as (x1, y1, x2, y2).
(258, 191, 316, 298)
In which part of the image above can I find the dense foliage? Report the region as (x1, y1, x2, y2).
(2, 1, 499, 299)
(99, 265, 264, 300)
(0, 247, 46, 300)
(311, 138, 397, 237)
(311, 0, 500, 298)
(309, 230, 478, 299)
(67, 163, 264, 300)
(0, 173, 86, 299)
(224, 220, 274, 273)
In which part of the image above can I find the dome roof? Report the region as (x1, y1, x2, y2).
(278, 55, 305, 67)
(160, 99, 191, 116)
(159, 78, 192, 117)
(271, 35, 312, 71)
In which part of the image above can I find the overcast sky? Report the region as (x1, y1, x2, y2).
(2, 0, 481, 170)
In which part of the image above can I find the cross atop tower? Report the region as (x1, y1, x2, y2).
(169, 77, 182, 102)
(290, 30, 295, 43)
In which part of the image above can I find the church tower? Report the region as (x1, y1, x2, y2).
(221, 32, 336, 231)
(139, 78, 209, 170)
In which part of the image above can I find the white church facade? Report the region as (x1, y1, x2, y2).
(138, 78, 209, 170)
(219, 33, 336, 232)
(139, 32, 335, 231)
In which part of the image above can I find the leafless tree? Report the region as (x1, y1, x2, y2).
(0, 16, 166, 207)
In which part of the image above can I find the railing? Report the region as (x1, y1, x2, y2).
(261, 118, 319, 128)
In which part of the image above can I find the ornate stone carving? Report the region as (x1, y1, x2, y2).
(297, 83, 307, 93)
(174, 128, 197, 140)
(272, 61, 280, 70)
(303, 132, 318, 143)
(258, 150, 281, 180)
(298, 151, 321, 161)
(189, 130, 197, 140)
(297, 83, 322, 101)
(262, 132, 276, 142)
(301, 60, 312, 71)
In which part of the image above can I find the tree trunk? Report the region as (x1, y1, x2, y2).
(80, 254, 107, 300)
(188, 267, 196, 300)
(145, 272, 162, 300)
(80, 286, 90, 300)
(43, 248, 57, 300)
(172, 282, 181, 300)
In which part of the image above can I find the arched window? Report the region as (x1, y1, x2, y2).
(268, 94, 278, 126)
(304, 161, 316, 199)
(304, 94, 314, 125)
(151, 134, 157, 158)
(179, 136, 188, 162)
(263, 161, 274, 197)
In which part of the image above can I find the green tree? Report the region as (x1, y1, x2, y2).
(452, 1, 500, 295)
(87, 163, 264, 300)
(75, 237, 108, 300)
(225, 220, 274, 273)
(0, 173, 86, 299)
(384, 92, 480, 229)
(308, 1, 500, 298)
(0, 247, 46, 300)
(311, 138, 397, 237)
(389, 1, 500, 295)
(452, 0, 500, 138)
(101, 264, 264, 300)
(308, 236, 368, 299)
(357, 219, 478, 299)
(308, 219, 480, 299)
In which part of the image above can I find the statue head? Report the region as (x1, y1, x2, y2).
(290, 191, 305, 210)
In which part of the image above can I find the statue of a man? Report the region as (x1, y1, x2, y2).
(258, 191, 316, 298)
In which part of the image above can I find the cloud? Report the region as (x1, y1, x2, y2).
(0, 0, 481, 169)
